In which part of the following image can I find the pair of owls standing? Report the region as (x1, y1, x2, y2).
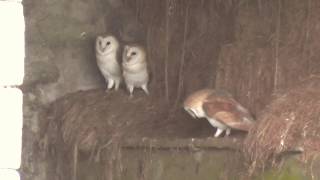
(95, 35, 149, 97)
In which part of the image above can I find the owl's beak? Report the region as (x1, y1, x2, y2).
(100, 46, 106, 52)
(126, 56, 132, 62)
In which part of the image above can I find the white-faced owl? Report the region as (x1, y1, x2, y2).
(95, 35, 121, 91)
(122, 44, 149, 97)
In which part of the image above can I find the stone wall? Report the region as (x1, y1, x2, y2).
(77, 138, 319, 180)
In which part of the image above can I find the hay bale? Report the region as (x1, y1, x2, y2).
(44, 89, 168, 152)
(43, 89, 214, 153)
(244, 75, 320, 169)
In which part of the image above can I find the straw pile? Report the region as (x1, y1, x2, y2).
(244, 75, 320, 171)
(43, 89, 215, 154)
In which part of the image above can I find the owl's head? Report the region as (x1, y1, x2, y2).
(184, 106, 207, 119)
(183, 89, 214, 119)
(122, 45, 146, 66)
(96, 35, 119, 55)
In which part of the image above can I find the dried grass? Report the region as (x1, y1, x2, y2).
(42, 88, 216, 180)
(44, 88, 215, 153)
(244, 75, 320, 173)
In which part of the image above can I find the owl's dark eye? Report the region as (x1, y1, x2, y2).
(131, 52, 137, 56)
(106, 41, 111, 45)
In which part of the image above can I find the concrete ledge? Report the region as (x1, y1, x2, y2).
(121, 137, 243, 151)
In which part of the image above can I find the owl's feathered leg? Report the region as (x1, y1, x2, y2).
(141, 84, 149, 95)
(127, 84, 134, 98)
(214, 128, 224, 137)
(114, 79, 121, 91)
(225, 128, 231, 137)
(107, 78, 114, 90)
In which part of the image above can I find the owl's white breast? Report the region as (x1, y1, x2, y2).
(96, 54, 121, 77)
(206, 117, 228, 130)
(193, 107, 206, 118)
(123, 68, 148, 86)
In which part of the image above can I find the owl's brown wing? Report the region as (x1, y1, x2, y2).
(202, 96, 254, 131)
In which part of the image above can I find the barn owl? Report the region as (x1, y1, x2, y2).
(183, 89, 254, 137)
(95, 35, 121, 91)
(122, 44, 149, 97)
